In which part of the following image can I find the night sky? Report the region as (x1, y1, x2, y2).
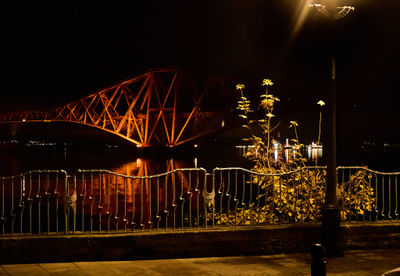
(1, 0, 400, 146)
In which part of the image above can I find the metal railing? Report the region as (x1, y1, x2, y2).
(0, 170, 68, 235)
(71, 168, 208, 233)
(1, 166, 399, 236)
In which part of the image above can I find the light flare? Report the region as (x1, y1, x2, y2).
(290, 0, 313, 41)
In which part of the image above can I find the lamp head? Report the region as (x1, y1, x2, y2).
(311, 0, 354, 20)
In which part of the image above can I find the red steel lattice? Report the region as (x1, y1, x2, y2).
(0, 68, 232, 147)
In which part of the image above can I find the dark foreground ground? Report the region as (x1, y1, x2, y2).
(1, 249, 399, 276)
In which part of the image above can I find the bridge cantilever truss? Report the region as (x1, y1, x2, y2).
(0, 68, 232, 147)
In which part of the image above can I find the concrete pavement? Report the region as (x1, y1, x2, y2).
(1, 249, 399, 275)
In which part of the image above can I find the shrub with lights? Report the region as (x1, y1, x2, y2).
(212, 80, 374, 225)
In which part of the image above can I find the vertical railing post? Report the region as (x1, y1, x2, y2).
(395, 176, 399, 220)
(179, 172, 185, 229)
(19, 174, 25, 235)
(131, 177, 137, 230)
(45, 171, 50, 234)
(155, 177, 160, 230)
(89, 172, 94, 233)
(80, 173, 85, 233)
(37, 173, 42, 235)
(172, 172, 176, 230)
(98, 172, 102, 233)
(164, 174, 169, 230)
(187, 172, 193, 228)
(54, 174, 59, 234)
(195, 170, 200, 229)
(123, 178, 128, 231)
(148, 177, 153, 230)
(72, 175, 77, 234)
(210, 171, 215, 228)
(1, 178, 5, 235)
(10, 177, 15, 235)
(139, 177, 144, 230)
(203, 172, 208, 229)
(202, 172, 215, 228)
(115, 175, 119, 231)
(233, 170, 238, 226)
(64, 174, 69, 234)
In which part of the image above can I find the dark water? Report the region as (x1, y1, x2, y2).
(1, 120, 399, 175)
(0, 134, 399, 177)
(0, 142, 254, 177)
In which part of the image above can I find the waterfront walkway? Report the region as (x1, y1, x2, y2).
(1, 249, 399, 275)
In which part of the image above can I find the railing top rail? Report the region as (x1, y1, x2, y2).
(0, 169, 68, 180)
(75, 167, 208, 180)
(336, 166, 400, 175)
(1, 166, 400, 180)
(211, 166, 327, 177)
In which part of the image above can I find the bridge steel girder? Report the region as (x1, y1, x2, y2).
(0, 68, 231, 147)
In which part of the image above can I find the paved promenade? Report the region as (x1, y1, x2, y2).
(1, 249, 399, 275)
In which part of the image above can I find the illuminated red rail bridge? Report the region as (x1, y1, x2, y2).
(0, 68, 233, 147)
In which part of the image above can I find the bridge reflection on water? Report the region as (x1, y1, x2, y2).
(74, 160, 206, 231)
(112, 157, 192, 176)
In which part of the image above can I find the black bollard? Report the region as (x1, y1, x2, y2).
(311, 244, 326, 276)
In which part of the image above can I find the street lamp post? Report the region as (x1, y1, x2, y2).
(311, 0, 354, 256)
